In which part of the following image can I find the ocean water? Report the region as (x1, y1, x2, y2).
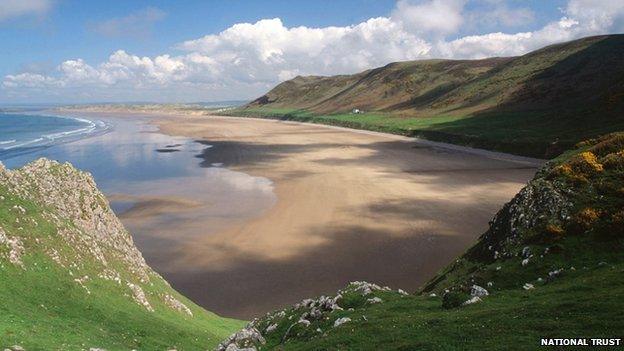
(0, 113, 109, 160)
(0, 111, 276, 275)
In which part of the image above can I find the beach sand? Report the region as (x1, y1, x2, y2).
(144, 114, 541, 319)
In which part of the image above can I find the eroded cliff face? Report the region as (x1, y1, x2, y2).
(1, 158, 151, 282)
(0, 158, 242, 350)
(0, 159, 162, 305)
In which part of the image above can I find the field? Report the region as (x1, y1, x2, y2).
(225, 106, 624, 158)
(234, 35, 624, 158)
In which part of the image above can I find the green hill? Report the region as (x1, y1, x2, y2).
(216, 132, 624, 350)
(0, 159, 243, 350)
(231, 34, 624, 158)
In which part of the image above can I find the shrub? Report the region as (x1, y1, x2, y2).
(574, 140, 593, 148)
(607, 210, 624, 236)
(593, 210, 624, 239)
(568, 207, 601, 234)
(442, 291, 468, 309)
(602, 151, 624, 171)
(590, 133, 624, 157)
(550, 163, 572, 177)
(545, 223, 565, 237)
(569, 151, 603, 175)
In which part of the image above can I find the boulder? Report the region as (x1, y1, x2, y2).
(333, 317, 351, 327)
(470, 285, 489, 297)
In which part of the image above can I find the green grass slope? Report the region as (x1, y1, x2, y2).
(216, 133, 624, 350)
(231, 34, 624, 158)
(0, 159, 244, 350)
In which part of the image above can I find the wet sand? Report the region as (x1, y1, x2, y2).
(148, 114, 542, 319)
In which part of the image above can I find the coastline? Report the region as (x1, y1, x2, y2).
(0, 112, 110, 161)
(149, 111, 539, 318)
(58, 107, 545, 165)
(47, 108, 544, 318)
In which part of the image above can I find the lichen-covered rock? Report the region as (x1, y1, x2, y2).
(0, 158, 163, 312)
(216, 325, 266, 351)
(0, 227, 24, 268)
(465, 177, 574, 263)
(333, 317, 351, 327)
(470, 285, 489, 297)
(127, 282, 153, 312)
(163, 294, 193, 316)
(214, 281, 409, 349)
(341, 281, 391, 296)
(367, 297, 383, 304)
(0, 159, 151, 282)
(462, 296, 482, 305)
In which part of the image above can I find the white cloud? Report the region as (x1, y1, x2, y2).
(3, 72, 59, 88)
(0, 0, 52, 22)
(3, 0, 624, 102)
(466, 1, 535, 29)
(565, 0, 624, 32)
(392, 0, 466, 36)
(90, 7, 166, 38)
(438, 17, 581, 59)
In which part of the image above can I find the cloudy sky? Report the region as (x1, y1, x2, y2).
(1, 0, 623, 103)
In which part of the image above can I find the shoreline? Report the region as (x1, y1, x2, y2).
(150, 112, 539, 318)
(48, 108, 543, 318)
(209, 114, 546, 167)
(60, 107, 545, 166)
(0, 112, 111, 162)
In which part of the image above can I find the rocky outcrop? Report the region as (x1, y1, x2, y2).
(465, 175, 574, 263)
(0, 159, 151, 281)
(215, 281, 408, 350)
(0, 159, 197, 315)
(0, 226, 24, 268)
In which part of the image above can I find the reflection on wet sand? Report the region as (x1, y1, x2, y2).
(155, 115, 543, 318)
(4, 111, 277, 289)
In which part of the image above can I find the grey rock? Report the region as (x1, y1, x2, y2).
(333, 317, 351, 327)
(470, 285, 489, 297)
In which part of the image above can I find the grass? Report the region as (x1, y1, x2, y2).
(223, 107, 624, 158)
(243, 233, 624, 350)
(221, 133, 624, 350)
(267, 265, 623, 350)
(0, 175, 244, 350)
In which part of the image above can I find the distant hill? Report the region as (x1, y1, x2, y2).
(233, 35, 624, 158)
(0, 159, 243, 350)
(216, 132, 624, 351)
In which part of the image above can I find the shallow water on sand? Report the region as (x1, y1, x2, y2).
(1, 112, 277, 290)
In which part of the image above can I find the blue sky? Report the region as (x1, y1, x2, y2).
(0, 0, 621, 103)
(1, 1, 399, 75)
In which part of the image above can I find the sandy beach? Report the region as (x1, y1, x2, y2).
(135, 113, 540, 318)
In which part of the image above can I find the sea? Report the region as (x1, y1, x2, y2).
(0, 107, 276, 262)
(0, 112, 109, 162)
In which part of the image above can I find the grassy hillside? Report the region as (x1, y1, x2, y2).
(0, 159, 243, 350)
(229, 35, 624, 158)
(216, 132, 624, 350)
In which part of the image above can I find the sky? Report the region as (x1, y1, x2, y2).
(0, 0, 623, 103)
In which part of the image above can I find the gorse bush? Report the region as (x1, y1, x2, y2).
(569, 151, 604, 175)
(602, 150, 624, 171)
(545, 223, 565, 238)
(545, 133, 624, 239)
(569, 208, 601, 234)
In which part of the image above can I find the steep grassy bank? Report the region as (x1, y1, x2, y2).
(0, 160, 243, 350)
(229, 35, 624, 158)
(217, 132, 624, 350)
